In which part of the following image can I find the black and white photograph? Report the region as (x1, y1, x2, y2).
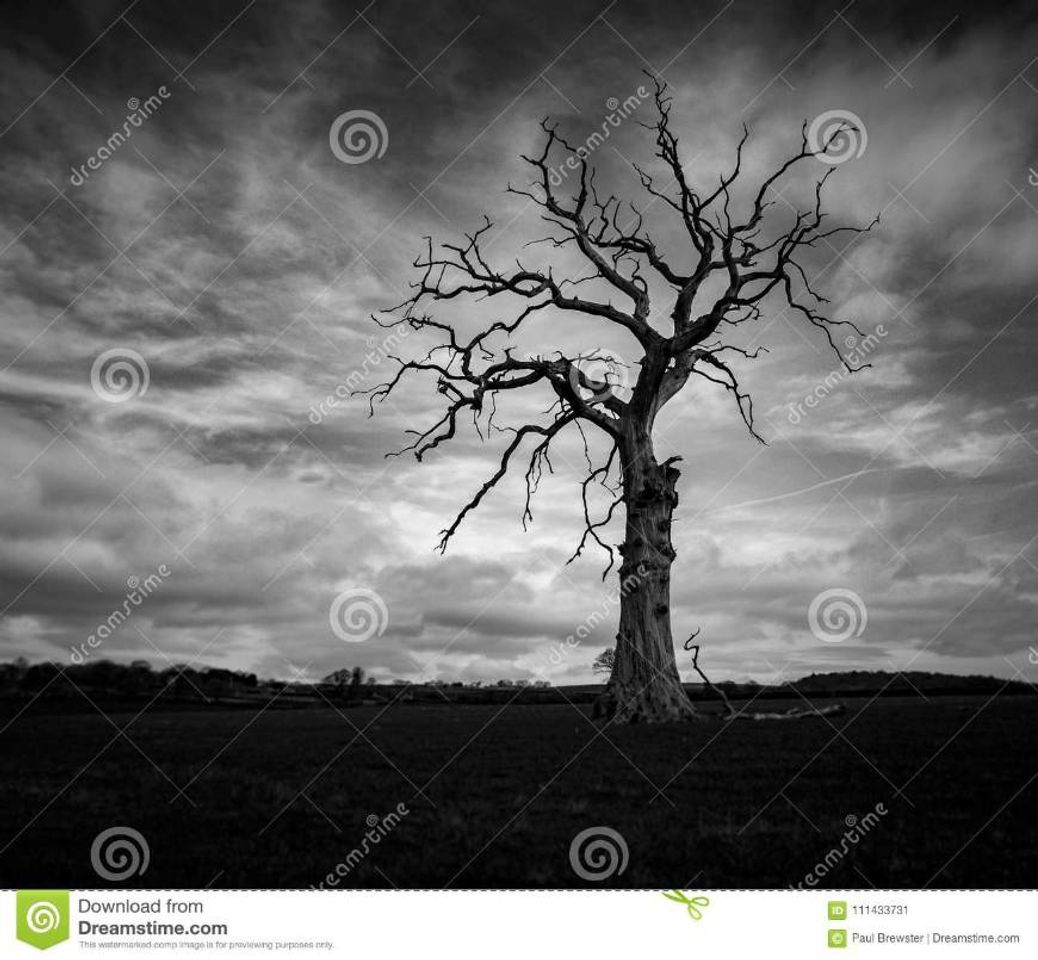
(1, 0, 1036, 893)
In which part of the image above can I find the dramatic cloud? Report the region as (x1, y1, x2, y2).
(1, 0, 1036, 683)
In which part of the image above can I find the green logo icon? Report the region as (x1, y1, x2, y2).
(828, 900, 847, 920)
(828, 928, 848, 949)
(661, 889, 710, 920)
(16, 891, 70, 951)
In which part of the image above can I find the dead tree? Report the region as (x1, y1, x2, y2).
(365, 79, 876, 724)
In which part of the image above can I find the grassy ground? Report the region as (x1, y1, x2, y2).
(0, 694, 1035, 888)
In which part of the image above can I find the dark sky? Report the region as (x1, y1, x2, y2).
(1, 0, 1036, 685)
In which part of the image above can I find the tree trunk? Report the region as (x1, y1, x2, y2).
(598, 430, 699, 724)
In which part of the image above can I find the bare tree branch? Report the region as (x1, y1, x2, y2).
(367, 77, 877, 556)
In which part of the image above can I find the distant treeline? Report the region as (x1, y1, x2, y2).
(0, 659, 1032, 710)
(0, 657, 260, 702)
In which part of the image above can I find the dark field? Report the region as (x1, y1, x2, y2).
(1, 694, 1036, 889)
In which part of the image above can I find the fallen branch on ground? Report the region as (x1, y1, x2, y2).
(729, 702, 847, 721)
(684, 632, 846, 721)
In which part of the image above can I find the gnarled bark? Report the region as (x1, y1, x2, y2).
(598, 434, 698, 723)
